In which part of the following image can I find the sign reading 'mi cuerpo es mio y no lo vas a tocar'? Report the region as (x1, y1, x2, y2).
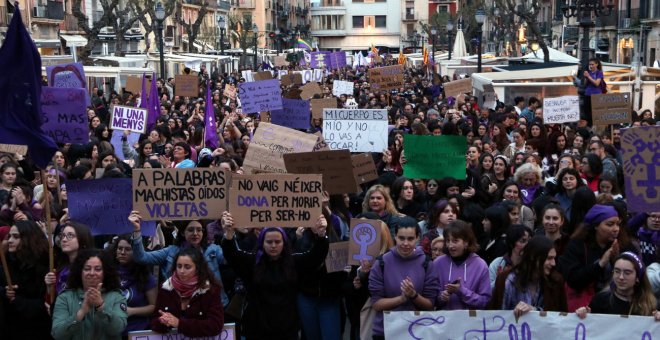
(323, 109, 388, 153)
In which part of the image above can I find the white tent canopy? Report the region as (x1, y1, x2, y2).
(522, 47, 580, 63)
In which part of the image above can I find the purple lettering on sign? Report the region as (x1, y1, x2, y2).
(41, 87, 89, 144)
(270, 98, 311, 130)
(238, 79, 283, 114)
(463, 316, 507, 339)
(406, 316, 445, 340)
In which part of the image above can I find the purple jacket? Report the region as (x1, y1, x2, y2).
(368, 247, 439, 336)
(432, 252, 492, 310)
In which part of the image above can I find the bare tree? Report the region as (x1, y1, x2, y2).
(496, 0, 550, 62)
(227, 13, 258, 68)
(113, 4, 147, 57)
(72, 0, 120, 64)
(174, 0, 209, 52)
(129, 0, 176, 53)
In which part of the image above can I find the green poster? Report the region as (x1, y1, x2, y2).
(403, 135, 467, 180)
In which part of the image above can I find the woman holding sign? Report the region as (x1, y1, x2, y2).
(128, 212, 229, 307)
(220, 212, 329, 340)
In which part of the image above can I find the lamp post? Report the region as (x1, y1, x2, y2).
(561, 0, 614, 124)
(275, 28, 280, 55)
(446, 20, 454, 60)
(154, 1, 166, 81)
(252, 24, 258, 71)
(413, 30, 420, 53)
(217, 16, 226, 74)
(430, 26, 437, 72)
(475, 8, 486, 73)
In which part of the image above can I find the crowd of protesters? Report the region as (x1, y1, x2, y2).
(0, 53, 659, 340)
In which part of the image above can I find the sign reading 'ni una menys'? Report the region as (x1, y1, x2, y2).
(110, 105, 148, 134)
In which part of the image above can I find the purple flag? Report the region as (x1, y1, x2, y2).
(146, 73, 159, 132)
(0, 6, 58, 168)
(204, 81, 219, 149)
(139, 73, 148, 110)
(311, 51, 331, 69)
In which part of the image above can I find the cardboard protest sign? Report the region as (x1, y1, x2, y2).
(443, 78, 473, 98)
(223, 84, 237, 100)
(332, 80, 354, 96)
(325, 241, 349, 273)
(323, 109, 388, 152)
(280, 72, 303, 86)
(129, 323, 236, 340)
(300, 82, 322, 100)
(313, 131, 331, 151)
(110, 105, 148, 134)
(125, 76, 143, 94)
(238, 79, 283, 113)
(284, 149, 358, 194)
(591, 93, 632, 125)
(111, 131, 140, 161)
(46, 62, 86, 89)
(352, 153, 379, 184)
(403, 135, 467, 180)
(67, 178, 156, 236)
(0, 143, 27, 155)
(132, 168, 228, 221)
(543, 95, 580, 124)
(228, 174, 323, 228)
(368, 65, 404, 92)
(273, 55, 288, 67)
(348, 219, 382, 265)
(270, 98, 311, 130)
(243, 123, 318, 174)
(283, 88, 302, 100)
(311, 97, 337, 119)
(254, 71, 273, 81)
(174, 75, 199, 97)
(41, 87, 88, 144)
(620, 126, 659, 212)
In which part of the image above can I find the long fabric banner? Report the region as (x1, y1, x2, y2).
(384, 310, 659, 339)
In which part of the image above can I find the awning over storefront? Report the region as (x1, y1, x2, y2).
(60, 34, 88, 47)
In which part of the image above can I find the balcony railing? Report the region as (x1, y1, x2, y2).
(63, 13, 79, 31)
(218, 0, 231, 10)
(32, 1, 64, 20)
(595, 12, 617, 27)
(618, 8, 639, 29)
(311, 0, 345, 7)
(237, 0, 254, 9)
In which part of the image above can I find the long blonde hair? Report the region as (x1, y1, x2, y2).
(361, 184, 400, 216)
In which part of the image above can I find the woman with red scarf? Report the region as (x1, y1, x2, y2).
(151, 247, 224, 337)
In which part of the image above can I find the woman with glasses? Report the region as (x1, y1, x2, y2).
(107, 235, 157, 336)
(128, 212, 229, 308)
(45, 222, 95, 295)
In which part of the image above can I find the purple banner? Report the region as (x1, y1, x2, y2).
(620, 126, 659, 212)
(41, 87, 89, 144)
(329, 51, 347, 70)
(66, 178, 156, 236)
(311, 51, 331, 69)
(238, 79, 283, 114)
(270, 98, 311, 130)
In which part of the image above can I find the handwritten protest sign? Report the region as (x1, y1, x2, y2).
(300, 82, 322, 100)
(348, 219, 382, 265)
(443, 78, 473, 98)
(243, 123, 318, 174)
(254, 71, 273, 81)
(280, 72, 304, 86)
(403, 135, 467, 180)
(329, 51, 347, 70)
(273, 55, 288, 67)
(543, 95, 580, 124)
(384, 310, 659, 340)
(67, 178, 156, 236)
(175, 75, 199, 97)
(325, 241, 349, 273)
(591, 93, 632, 125)
(110, 105, 148, 134)
(352, 153, 379, 184)
(41, 87, 88, 144)
(270, 98, 311, 130)
(284, 149, 358, 194)
(332, 80, 354, 96)
(111, 131, 140, 161)
(313, 132, 331, 151)
(223, 84, 237, 100)
(239, 79, 283, 113)
(0, 144, 27, 155)
(368, 65, 404, 92)
(620, 126, 659, 212)
(125, 76, 144, 94)
(311, 97, 337, 119)
(132, 168, 228, 221)
(323, 109, 388, 152)
(229, 174, 323, 228)
(46, 62, 86, 89)
(129, 323, 236, 340)
(279, 69, 323, 84)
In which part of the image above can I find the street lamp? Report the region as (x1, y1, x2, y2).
(430, 26, 437, 71)
(252, 24, 258, 71)
(154, 1, 166, 81)
(413, 30, 420, 53)
(275, 28, 280, 55)
(446, 20, 454, 60)
(217, 16, 226, 74)
(562, 0, 614, 125)
(475, 8, 487, 73)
